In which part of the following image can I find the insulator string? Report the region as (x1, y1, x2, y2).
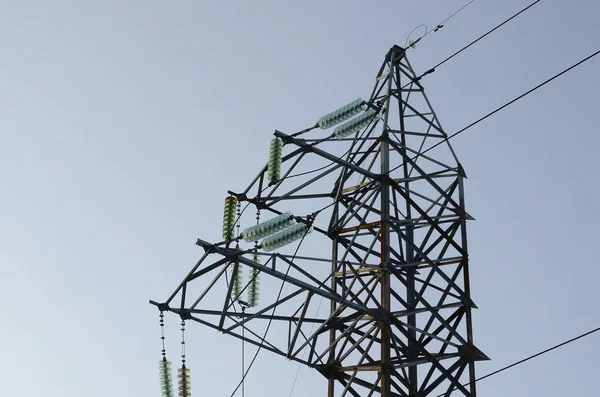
(236, 201, 242, 238)
(180, 320, 186, 365)
(159, 311, 175, 397)
(177, 319, 191, 397)
(160, 311, 166, 360)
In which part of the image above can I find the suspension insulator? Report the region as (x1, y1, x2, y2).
(231, 262, 243, 301)
(268, 137, 283, 182)
(159, 359, 175, 397)
(247, 255, 260, 307)
(241, 212, 295, 242)
(333, 108, 383, 139)
(261, 222, 312, 252)
(177, 365, 191, 397)
(222, 196, 238, 241)
(317, 98, 367, 130)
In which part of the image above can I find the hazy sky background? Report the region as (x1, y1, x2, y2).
(2, 1, 599, 396)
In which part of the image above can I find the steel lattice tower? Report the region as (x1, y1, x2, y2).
(151, 45, 487, 397)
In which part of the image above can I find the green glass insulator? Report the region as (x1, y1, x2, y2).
(268, 137, 283, 182)
(231, 262, 243, 301)
(241, 212, 294, 242)
(247, 255, 260, 307)
(222, 196, 238, 240)
(317, 98, 366, 129)
(261, 223, 312, 252)
(159, 359, 175, 397)
(333, 109, 382, 139)
(177, 365, 192, 397)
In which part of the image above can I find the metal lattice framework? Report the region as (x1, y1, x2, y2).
(151, 45, 487, 397)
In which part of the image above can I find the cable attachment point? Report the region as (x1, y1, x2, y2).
(416, 68, 436, 82)
(409, 37, 422, 49)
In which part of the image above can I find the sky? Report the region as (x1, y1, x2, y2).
(1, 1, 599, 396)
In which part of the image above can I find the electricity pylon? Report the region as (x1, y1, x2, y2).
(151, 44, 487, 397)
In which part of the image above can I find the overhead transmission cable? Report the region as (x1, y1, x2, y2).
(405, 0, 478, 49)
(388, 47, 600, 176)
(415, 0, 542, 81)
(436, 325, 600, 397)
(433, 0, 478, 31)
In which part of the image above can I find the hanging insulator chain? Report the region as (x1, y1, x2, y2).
(222, 196, 238, 241)
(236, 201, 242, 238)
(180, 320, 186, 365)
(160, 311, 166, 360)
(177, 319, 192, 397)
(158, 311, 175, 397)
(267, 137, 283, 183)
(231, 260, 243, 302)
(231, 200, 244, 302)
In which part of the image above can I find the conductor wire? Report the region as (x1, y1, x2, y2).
(389, 48, 600, 176)
(436, 325, 600, 396)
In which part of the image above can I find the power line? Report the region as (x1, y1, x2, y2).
(435, 0, 478, 30)
(416, 0, 542, 81)
(406, 0, 478, 49)
(389, 47, 600, 176)
(436, 325, 600, 396)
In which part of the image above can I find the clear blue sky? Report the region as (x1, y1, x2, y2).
(2, 1, 599, 396)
